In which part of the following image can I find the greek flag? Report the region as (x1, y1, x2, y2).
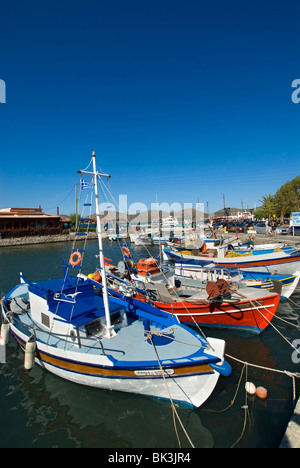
(80, 179, 93, 190)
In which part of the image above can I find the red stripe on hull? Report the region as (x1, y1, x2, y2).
(216, 254, 300, 269)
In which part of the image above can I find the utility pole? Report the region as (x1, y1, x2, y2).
(75, 183, 78, 231)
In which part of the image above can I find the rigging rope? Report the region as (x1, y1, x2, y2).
(47, 186, 94, 346)
(96, 176, 216, 351)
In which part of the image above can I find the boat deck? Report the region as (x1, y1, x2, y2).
(8, 300, 216, 367)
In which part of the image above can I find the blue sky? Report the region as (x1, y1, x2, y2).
(0, 0, 299, 216)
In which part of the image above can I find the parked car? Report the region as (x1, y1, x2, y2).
(253, 221, 289, 235)
(214, 222, 230, 230)
(227, 223, 246, 233)
(253, 222, 266, 234)
(276, 226, 289, 235)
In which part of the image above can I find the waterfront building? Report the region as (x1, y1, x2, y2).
(0, 206, 65, 238)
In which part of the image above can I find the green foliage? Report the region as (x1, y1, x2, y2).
(253, 208, 265, 219)
(258, 194, 276, 220)
(69, 213, 79, 227)
(259, 176, 300, 222)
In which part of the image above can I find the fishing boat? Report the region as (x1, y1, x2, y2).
(174, 265, 300, 299)
(104, 244, 300, 299)
(93, 257, 282, 334)
(123, 278, 281, 335)
(0, 152, 231, 409)
(117, 237, 300, 299)
(108, 230, 128, 241)
(117, 245, 174, 286)
(134, 234, 154, 246)
(163, 243, 300, 275)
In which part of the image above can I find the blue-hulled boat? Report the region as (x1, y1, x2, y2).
(163, 243, 300, 275)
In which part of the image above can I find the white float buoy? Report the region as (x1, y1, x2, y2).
(24, 336, 36, 371)
(245, 381, 256, 395)
(0, 319, 10, 346)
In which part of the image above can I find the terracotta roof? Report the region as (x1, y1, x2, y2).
(0, 207, 60, 218)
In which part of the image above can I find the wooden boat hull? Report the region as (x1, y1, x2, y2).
(8, 324, 225, 408)
(165, 247, 300, 275)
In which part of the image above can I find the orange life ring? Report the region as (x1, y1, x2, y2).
(69, 251, 82, 266)
(93, 271, 102, 282)
(122, 246, 130, 258)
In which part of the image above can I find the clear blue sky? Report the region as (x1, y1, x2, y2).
(0, 0, 299, 216)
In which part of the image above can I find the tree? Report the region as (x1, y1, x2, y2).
(290, 176, 300, 210)
(257, 175, 300, 224)
(274, 182, 298, 223)
(273, 176, 300, 222)
(258, 194, 276, 221)
(69, 213, 80, 230)
(253, 208, 264, 219)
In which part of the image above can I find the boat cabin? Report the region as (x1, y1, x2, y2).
(7, 276, 128, 348)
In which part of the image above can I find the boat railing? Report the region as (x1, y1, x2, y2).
(175, 265, 233, 281)
(1, 300, 125, 357)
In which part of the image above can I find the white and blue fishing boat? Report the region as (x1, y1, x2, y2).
(163, 242, 300, 276)
(0, 152, 231, 408)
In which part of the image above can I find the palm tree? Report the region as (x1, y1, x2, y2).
(259, 194, 276, 221)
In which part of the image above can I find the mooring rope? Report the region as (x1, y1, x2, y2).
(204, 353, 299, 447)
(147, 330, 195, 449)
(287, 296, 300, 308)
(226, 354, 299, 402)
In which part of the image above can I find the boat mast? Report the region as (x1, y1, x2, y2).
(78, 151, 115, 338)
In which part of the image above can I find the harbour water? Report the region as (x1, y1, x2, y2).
(0, 239, 300, 448)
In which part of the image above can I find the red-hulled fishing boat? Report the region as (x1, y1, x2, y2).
(143, 279, 281, 334)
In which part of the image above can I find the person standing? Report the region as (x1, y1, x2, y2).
(265, 219, 271, 236)
(271, 219, 277, 236)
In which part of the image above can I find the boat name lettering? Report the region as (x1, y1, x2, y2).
(134, 369, 174, 376)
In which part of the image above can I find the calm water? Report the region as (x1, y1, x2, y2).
(0, 239, 300, 448)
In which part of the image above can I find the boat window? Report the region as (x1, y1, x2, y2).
(41, 313, 50, 328)
(70, 330, 77, 342)
(85, 318, 103, 336)
(110, 310, 122, 325)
